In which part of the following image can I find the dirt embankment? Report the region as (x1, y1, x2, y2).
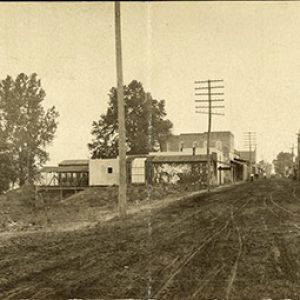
(0, 183, 192, 234)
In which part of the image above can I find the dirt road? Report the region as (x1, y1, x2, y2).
(0, 179, 300, 299)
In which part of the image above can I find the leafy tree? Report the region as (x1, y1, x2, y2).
(273, 152, 293, 177)
(257, 160, 273, 176)
(88, 80, 173, 158)
(0, 73, 59, 187)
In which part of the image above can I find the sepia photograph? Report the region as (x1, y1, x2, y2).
(0, 1, 300, 299)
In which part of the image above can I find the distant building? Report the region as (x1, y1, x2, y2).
(39, 131, 248, 190)
(162, 131, 238, 184)
(163, 131, 235, 162)
(237, 149, 257, 176)
(238, 150, 257, 165)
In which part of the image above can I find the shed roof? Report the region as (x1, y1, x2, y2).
(152, 153, 216, 163)
(40, 166, 60, 173)
(126, 154, 149, 162)
(233, 157, 247, 163)
(41, 165, 88, 173)
(58, 160, 89, 167)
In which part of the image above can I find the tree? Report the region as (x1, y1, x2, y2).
(0, 73, 59, 187)
(257, 160, 273, 176)
(0, 145, 16, 193)
(88, 80, 173, 158)
(273, 152, 293, 177)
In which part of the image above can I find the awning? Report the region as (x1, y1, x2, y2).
(218, 166, 232, 171)
(231, 159, 246, 166)
(152, 153, 217, 163)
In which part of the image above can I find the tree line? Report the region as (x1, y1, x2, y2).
(0, 77, 173, 193)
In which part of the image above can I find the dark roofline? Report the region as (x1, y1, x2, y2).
(234, 157, 247, 163)
(203, 131, 234, 136)
(41, 166, 88, 173)
(152, 153, 217, 163)
(59, 160, 89, 167)
(180, 131, 234, 136)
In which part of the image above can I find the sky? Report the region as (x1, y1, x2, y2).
(0, 2, 299, 164)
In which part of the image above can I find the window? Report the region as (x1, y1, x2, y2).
(192, 141, 198, 155)
(216, 140, 222, 150)
(180, 141, 184, 152)
(107, 167, 113, 174)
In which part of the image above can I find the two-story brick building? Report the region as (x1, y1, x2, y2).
(162, 131, 237, 184)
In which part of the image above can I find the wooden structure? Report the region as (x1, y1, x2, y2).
(39, 160, 89, 199)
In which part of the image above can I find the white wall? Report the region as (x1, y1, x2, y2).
(89, 159, 119, 186)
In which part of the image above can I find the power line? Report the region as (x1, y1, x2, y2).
(195, 79, 225, 191)
(195, 99, 224, 102)
(196, 111, 225, 116)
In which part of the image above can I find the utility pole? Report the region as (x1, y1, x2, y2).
(195, 79, 224, 191)
(244, 132, 256, 179)
(146, 92, 152, 154)
(290, 144, 295, 178)
(146, 91, 153, 185)
(297, 131, 300, 180)
(291, 144, 294, 162)
(115, 1, 127, 218)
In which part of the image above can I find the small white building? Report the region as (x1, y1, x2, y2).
(89, 159, 119, 186)
(89, 157, 148, 186)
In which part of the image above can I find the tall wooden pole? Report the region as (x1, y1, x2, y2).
(195, 79, 224, 191)
(249, 132, 252, 177)
(146, 92, 152, 154)
(207, 80, 212, 191)
(115, 2, 127, 218)
(298, 132, 300, 180)
(244, 131, 255, 179)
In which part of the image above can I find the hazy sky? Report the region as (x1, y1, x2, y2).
(0, 2, 299, 164)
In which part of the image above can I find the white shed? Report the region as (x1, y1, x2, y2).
(89, 159, 119, 186)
